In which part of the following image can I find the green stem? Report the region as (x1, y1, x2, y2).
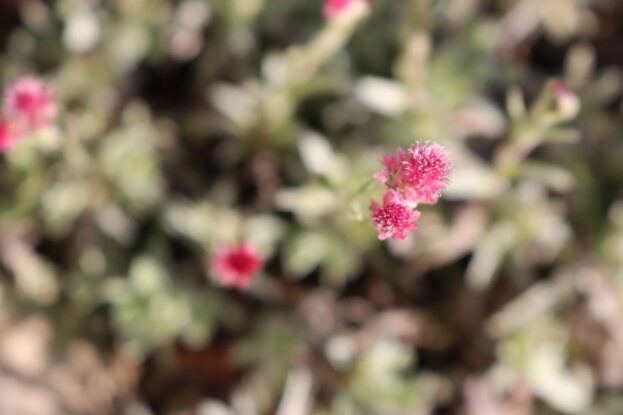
(348, 178, 376, 202)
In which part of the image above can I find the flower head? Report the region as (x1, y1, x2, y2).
(4, 76, 58, 131)
(369, 142, 451, 240)
(400, 142, 451, 204)
(0, 118, 21, 152)
(371, 190, 421, 240)
(211, 244, 264, 289)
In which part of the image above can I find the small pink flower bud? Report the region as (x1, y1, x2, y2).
(551, 82, 580, 119)
(4, 76, 58, 131)
(371, 190, 421, 240)
(211, 244, 264, 289)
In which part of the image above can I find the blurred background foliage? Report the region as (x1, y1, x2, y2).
(1, 0, 623, 414)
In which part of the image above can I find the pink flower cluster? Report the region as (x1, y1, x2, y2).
(211, 243, 264, 290)
(371, 142, 451, 240)
(0, 76, 58, 152)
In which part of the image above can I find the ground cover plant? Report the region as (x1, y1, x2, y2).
(1, 0, 623, 414)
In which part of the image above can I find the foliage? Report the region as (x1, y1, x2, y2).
(1, 0, 623, 414)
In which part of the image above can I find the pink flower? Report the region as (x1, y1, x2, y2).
(371, 190, 421, 240)
(400, 142, 452, 205)
(369, 142, 451, 240)
(374, 142, 451, 205)
(0, 118, 21, 152)
(211, 244, 264, 289)
(4, 76, 58, 131)
(324, 0, 367, 18)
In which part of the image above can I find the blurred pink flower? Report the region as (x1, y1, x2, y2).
(400, 142, 452, 205)
(324, 0, 366, 18)
(0, 118, 21, 152)
(371, 190, 421, 240)
(211, 244, 264, 289)
(4, 76, 58, 131)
